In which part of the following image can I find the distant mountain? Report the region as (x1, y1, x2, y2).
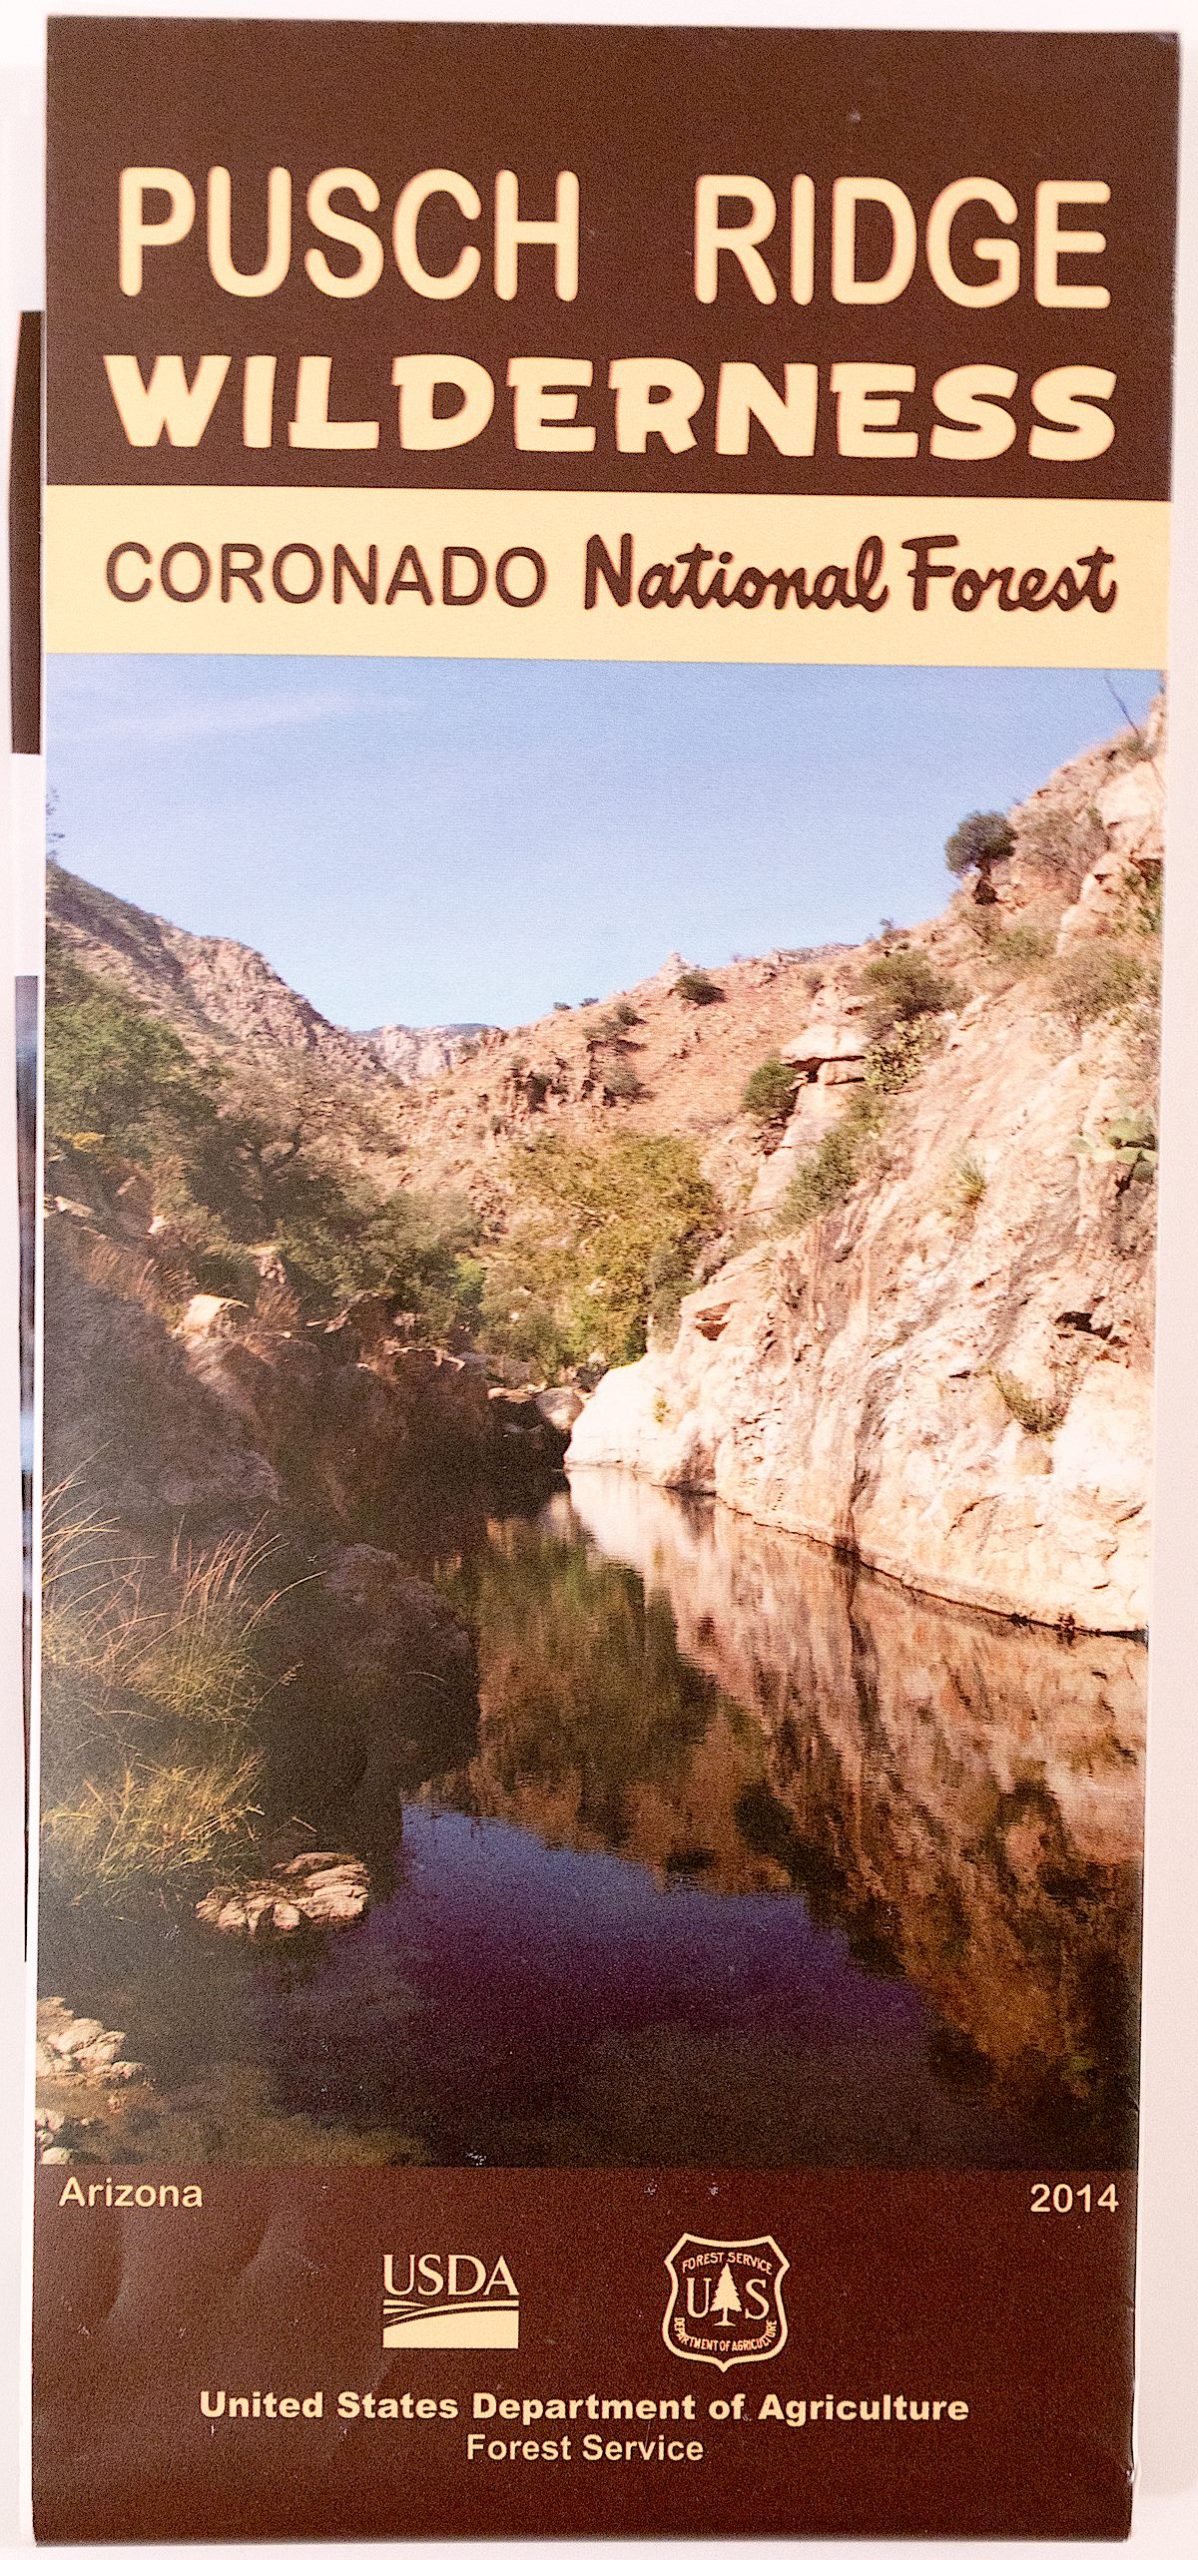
(48, 866, 485, 1089)
(357, 1022, 490, 1083)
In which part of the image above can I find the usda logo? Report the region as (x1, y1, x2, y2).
(383, 2252, 520, 2350)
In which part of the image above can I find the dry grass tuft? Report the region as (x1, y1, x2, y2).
(42, 1755, 263, 1888)
(45, 1511, 281, 1729)
(1049, 941, 1144, 1033)
(989, 1370, 1066, 1436)
(41, 1488, 283, 1897)
(944, 1151, 987, 1217)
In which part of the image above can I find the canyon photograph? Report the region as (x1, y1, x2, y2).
(35, 658, 1161, 2172)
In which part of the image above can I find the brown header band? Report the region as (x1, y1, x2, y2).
(46, 18, 1178, 499)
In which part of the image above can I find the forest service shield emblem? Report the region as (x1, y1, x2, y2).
(662, 2234, 790, 2372)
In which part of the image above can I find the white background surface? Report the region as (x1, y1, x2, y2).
(2, 4, 1196, 2555)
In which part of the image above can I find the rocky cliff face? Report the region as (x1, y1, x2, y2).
(568, 717, 1164, 1633)
(358, 1021, 489, 1083)
(49, 865, 484, 1091)
(49, 864, 393, 1089)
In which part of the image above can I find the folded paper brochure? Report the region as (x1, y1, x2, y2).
(30, 14, 1176, 2539)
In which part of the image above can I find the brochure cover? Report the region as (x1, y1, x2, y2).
(32, 15, 1177, 2540)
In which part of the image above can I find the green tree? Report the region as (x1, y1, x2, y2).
(44, 936, 220, 1160)
(945, 810, 1016, 882)
(487, 1132, 719, 1369)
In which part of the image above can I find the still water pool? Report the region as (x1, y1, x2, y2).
(45, 1477, 1145, 2168)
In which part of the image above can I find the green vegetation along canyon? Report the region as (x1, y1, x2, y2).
(37, 706, 1160, 2170)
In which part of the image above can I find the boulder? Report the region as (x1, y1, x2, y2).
(385, 1342, 492, 1457)
(180, 1292, 246, 1342)
(48, 2015, 106, 2057)
(487, 1384, 572, 1476)
(315, 1544, 476, 1698)
(188, 1328, 493, 1523)
(36, 1999, 145, 2088)
(44, 1224, 280, 1529)
(535, 1384, 586, 1434)
(196, 1851, 369, 1937)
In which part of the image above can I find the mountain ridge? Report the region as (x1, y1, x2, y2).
(47, 865, 489, 1089)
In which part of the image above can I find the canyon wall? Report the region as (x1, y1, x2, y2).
(568, 726, 1163, 1632)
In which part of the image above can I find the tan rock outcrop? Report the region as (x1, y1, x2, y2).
(44, 1220, 281, 1528)
(1057, 756, 1164, 948)
(360, 1021, 488, 1082)
(37, 1998, 145, 2086)
(196, 1851, 369, 1936)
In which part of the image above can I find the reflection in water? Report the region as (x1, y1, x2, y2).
(555, 1479, 1142, 2146)
(43, 1482, 1144, 2168)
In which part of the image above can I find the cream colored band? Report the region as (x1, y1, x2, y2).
(45, 487, 1169, 667)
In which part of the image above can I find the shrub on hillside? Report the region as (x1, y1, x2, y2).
(741, 1053, 799, 1128)
(864, 1016, 941, 1095)
(776, 1090, 884, 1233)
(860, 948, 957, 1037)
(592, 1004, 643, 1050)
(1049, 941, 1143, 1032)
(602, 1057, 647, 1103)
(1126, 865, 1164, 937)
(981, 920, 1054, 978)
(46, 936, 485, 1336)
(673, 969, 725, 1006)
(590, 1008, 642, 1050)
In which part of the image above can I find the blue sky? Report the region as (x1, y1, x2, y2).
(47, 658, 1158, 1031)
